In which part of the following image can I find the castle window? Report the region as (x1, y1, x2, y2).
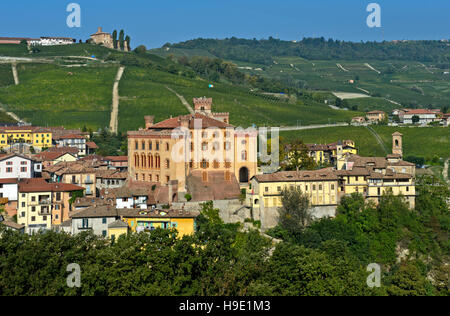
(166, 143, 170, 151)
(149, 154, 153, 168)
(142, 141, 145, 150)
(202, 131, 208, 138)
(213, 160, 220, 169)
(241, 150, 248, 161)
(135, 141, 138, 150)
(156, 142, 159, 151)
(201, 159, 209, 169)
(202, 142, 208, 151)
(149, 141, 152, 150)
(190, 142, 194, 152)
(241, 140, 247, 145)
(189, 160, 194, 168)
(224, 160, 231, 169)
(165, 159, 170, 169)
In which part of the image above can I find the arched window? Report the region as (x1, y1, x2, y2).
(213, 159, 220, 169)
(165, 159, 170, 169)
(166, 143, 170, 151)
(142, 141, 146, 150)
(135, 154, 139, 167)
(141, 154, 146, 168)
(155, 155, 160, 169)
(148, 154, 153, 168)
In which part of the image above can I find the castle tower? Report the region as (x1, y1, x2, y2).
(392, 132, 403, 157)
(193, 97, 212, 116)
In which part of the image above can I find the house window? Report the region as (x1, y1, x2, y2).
(20, 167, 27, 172)
(102, 218, 107, 224)
(102, 230, 107, 237)
(201, 159, 209, 169)
(31, 216, 35, 222)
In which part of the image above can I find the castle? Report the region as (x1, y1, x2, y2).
(127, 97, 257, 201)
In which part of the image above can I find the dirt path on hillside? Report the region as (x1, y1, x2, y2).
(365, 125, 389, 154)
(109, 66, 125, 134)
(165, 86, 194, 114)
(336, 63, 349, 72)
(11, 63, 19, 85)
(365, 63, 381, 74)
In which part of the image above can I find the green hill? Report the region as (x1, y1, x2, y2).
(0, 43, 360, 131)
(153, 38, 450, 111)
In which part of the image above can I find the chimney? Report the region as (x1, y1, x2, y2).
(144, 116, 154, 129)
(97, 27, 102, 33)
(180, 116, 190, 129)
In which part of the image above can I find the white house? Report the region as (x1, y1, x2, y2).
(0, 178, 18, 202)
(37, 37, 75, 46)
(56, 134, 87, 156)
(400, 109, 438, 125)
(0, 154, 42, 179)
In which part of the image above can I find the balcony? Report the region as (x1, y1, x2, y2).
(77, 226, 92, 230)
(38, 208, 51, 215)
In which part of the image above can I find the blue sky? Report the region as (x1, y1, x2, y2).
(1, 0, 449, 48)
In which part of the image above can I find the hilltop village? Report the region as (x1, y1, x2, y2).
(0, 97, 417, 237)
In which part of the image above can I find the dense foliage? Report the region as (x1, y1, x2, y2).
(1, 180, 447, 296)
(268, 175, 449, 296)
(169, 37, 450, 65)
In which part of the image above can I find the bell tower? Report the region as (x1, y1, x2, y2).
(392, 132, 403, 158)
(193, 97, 212, 116)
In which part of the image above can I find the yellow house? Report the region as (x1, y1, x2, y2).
(17, 178, 85, 234)
(0, 126, 53, 150)
(366, 171, 415, 208)
(108, 219, 129, 240)
(287, 140, 357, 166)
(250, 169, 340, 210)
(119, 208, 199, 237)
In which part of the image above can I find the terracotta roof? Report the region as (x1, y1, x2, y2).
(59, 134, 85, 140)
(0, 153, 36, 162)
(106, 156, 127, 162)
(0, 178, 19, 184)
(70, 205, 118, 219)
(18, 178, 85, 193)
(95, 169, 127, 179)
(86, 141, 98, 149)
(145, 113, 232, 130)
(108, 219, 129, 228)
(336, 168, 370, 176)
(1, 221, 24, 230)
(253, 168, 338, 183)
(186, 171, 240, 201)
(33, 151, 75, 161)
(118, 208, 199, 219)
(46, 146, 79, 155)
(45, 161, 97, 175)
(403, 109, 437, 115)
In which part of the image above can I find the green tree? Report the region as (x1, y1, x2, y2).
(112, 30, 117, 49)
(278, 186, 311, 234)
(118, 30, 125, 51)
(281, 139, 317, 171)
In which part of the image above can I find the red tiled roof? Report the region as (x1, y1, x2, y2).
(86, 141, 98, 149)
(33, 151, 75, 161)
(403, 109, 437, 115)
(18, 178, 84, 193)
(149, 113, 233, 129)
(59, 134, 85, 139)
(105, 156, 127, 162)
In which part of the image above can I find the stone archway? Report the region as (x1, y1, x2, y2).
(239, 167, 249, 183)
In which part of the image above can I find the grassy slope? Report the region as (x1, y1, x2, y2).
(0, 62, 116, 129)
(280, 126, 450, 160)
(118, 66, 360, 131)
